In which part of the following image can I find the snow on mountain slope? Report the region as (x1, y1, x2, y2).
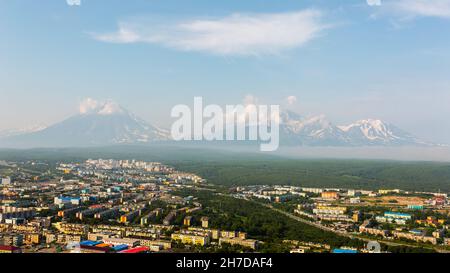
(337, 119, 424, 146)
(280, 111, 433, 146)
(0, 101, 170, 148)
(0, 105, 436, 148)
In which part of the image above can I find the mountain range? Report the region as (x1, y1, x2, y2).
(279, 111, 431, 146)
(0, 102, 436, 148)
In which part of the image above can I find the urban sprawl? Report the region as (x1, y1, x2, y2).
(1, 159, 450, 254)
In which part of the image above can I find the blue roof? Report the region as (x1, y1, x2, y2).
(59, 196, 81, 201)
(80, 240, 102, 247)
(384, 212, 411, 217)
(332, 249, 358, 254)
(113, 244, 129, 251)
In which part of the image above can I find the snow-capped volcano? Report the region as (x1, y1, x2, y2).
(0, 104, 435, 148)
(280, 111, 433, 146)
(280, 112, 349, 146)
(337, 119, 423, 146)
(0, 101, 170, 148)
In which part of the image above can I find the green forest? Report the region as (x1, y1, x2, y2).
(1, 145, 450, 191)
(174, 189, 435, 253)
(174, 159, 450, 192)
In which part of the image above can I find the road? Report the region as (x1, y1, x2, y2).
(263, 203, 450, 253)
(219, 193, 450, 252)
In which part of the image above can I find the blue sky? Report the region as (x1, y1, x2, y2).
(1, 0, 450, 143)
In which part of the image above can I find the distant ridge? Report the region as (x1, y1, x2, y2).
(279, 111, 435, 147)
(0, 103, 438, 148)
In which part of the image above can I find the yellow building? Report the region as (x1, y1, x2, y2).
(201, 217, 209, 228)
(378, 189, 400, 195)
(238, 232, 247, 239)
(120, 210, 141, 224)
(220, 230, 237, 238)
(184, 216, 192, 226)
(219, 237, 258, 250)
(171, 233, 210, 246)
(352, 211, 361, 223)
(139, 239, 172, 250)
(45, 233, 82, 244)
(53, 222, 88, 235)
(24, 233, 41, 245)
(313, 206, 347, 215)
(321, 191, 340, 200)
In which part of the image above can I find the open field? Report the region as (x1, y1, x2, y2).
(362, 196, 427, 206)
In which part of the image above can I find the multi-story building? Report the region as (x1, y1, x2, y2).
(321, 191, 340, 200)
(76, 207, 105, 220)
(378, 189, 401, 195)
(58, 207, 82, 218)
(54, 196, 81, 206)
(351, 211, 361, 222)
(24, 233, 41, 245)
(184, 216, 192, 226)
(1, 177, 11, 186)
(201, 217, 209, 228)
(102, 238, 139, 248)
(87, 232, 113, 241)
(120, 210, 141, 224)
(54, 222, 89, 235)
(312, 205, 351, 222)
(44, 233, 82, 244)
(140, 209, 160, 226)
(163, 211, 177, 226)
(0, 234, 24, 247)
(392, 231, 437, 245)
(219, 237, 259, 250)
(94, 207, 120, 220)
(376, 212, 412, 225)
(138, 239, 172, 250)
(171, 233, 210, 246)
(313, 206, 347, 215)
(301, 188, 324, 194)
(0, 207, 35, 223)
(359, 221, 389, 237)
(220, 230, 237, 239)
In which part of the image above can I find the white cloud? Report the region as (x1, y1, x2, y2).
(373, 0, 450, 20)
(243, 94, 259, 106)
(391, 0, 450, 18)
(224, 95, 280, 126)
(286, 96, 298, 105)
(92, 10, 329, 56)
(367, 0, 382, 6)
(79, 98, 99, 114)
(79, 98, 124, 115)
(66, 0, 81, 6)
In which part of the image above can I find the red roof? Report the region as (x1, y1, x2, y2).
(0, 245, 20, 251)
(80, 245, 113, 253)
(119, 246, 149, 253)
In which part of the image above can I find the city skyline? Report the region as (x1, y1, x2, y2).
(1, 0, 450, 143)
